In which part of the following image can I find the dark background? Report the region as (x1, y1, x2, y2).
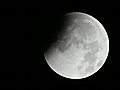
(0, 1, 118, 89)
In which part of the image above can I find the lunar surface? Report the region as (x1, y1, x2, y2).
(45, 12, 109, 79)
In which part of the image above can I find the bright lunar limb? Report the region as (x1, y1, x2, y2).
(45, 12, 109, 79)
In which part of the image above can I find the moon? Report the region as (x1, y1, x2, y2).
(45, 12, 109, 79)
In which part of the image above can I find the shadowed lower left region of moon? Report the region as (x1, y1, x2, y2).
(45, 13, 109, 79)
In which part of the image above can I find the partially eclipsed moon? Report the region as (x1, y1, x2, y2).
(45, 12, 109, 79)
